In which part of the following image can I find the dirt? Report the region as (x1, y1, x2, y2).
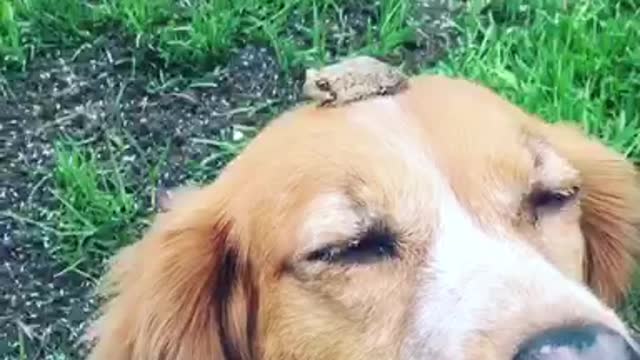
(0, 2, 461, 358)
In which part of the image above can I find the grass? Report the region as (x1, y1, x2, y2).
(47, 140, 140, 278)
(1, 0, 105, 69)
(429, 0, 640, 161)
(0, 0, 20, 63)
(1, 0, 416, 72)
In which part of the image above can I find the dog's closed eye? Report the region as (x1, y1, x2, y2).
(528, 185, 581, 222)
(305, 221, 398, 265)
(531, 186, 580, 209)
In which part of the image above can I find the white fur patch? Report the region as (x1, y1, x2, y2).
(346, 97, 439, 230)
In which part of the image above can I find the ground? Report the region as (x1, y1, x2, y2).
(0, 0, 639, 359)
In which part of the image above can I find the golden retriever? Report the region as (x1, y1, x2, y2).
(87, 75, 640, 359)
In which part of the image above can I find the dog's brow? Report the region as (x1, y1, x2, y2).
(525, 132, 581, 190)
(343, 182, 367, 209)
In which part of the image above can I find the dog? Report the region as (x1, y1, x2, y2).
(87, 75, 640, 359)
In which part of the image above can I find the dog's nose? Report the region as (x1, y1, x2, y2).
(513, 324, 640, 360)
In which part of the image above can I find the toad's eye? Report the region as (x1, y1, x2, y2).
(305, 222, 398, 265)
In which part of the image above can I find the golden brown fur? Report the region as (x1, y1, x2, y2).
(87, 75, 640, 359)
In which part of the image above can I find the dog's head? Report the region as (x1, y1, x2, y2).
(88, 75, 640, 360)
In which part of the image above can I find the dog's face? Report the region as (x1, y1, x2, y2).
(88, 75, 640, 360)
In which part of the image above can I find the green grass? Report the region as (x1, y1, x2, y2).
(429, 0, 640, 161)
(0, 0, 20, 64)
(1, 0, 416, 72)
(48, 140, 139, 278)
(1, 0, 107, 69)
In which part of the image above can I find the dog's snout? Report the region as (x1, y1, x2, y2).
(513, 324, 640, 360)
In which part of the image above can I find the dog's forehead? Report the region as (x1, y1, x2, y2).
(337, 79, 536, 201)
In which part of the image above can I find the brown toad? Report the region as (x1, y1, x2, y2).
(302, 56, 409, 107)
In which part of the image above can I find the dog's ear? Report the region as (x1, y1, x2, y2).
(531, 120, 640, 306)
(87, 188, 258, 360)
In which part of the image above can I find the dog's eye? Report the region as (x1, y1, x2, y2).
(305, 223, 397, 265)
(529, 186, 580, 214)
